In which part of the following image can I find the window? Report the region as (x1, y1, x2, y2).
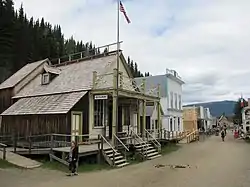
(178, 95, 182, 110)
(170, 118, 173, 131)
(94, 99, 105, 127)
(178, 117, 180, 131)
(174, 93, 178, 109)
(41, 73, 50, 85)
(170, 92, 173, 108)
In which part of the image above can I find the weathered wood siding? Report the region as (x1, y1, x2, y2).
(0, 88, 13, 114)
(70, 94, 89, 135)
(0, 114, 69, 138)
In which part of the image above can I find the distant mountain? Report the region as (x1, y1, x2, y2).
(184, 100, 237, 117)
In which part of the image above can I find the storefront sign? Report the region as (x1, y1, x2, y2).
(94, 95, 108, 100)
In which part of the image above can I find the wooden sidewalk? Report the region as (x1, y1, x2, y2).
(0, 150, 41, 169)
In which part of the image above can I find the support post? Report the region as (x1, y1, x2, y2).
(92, 71, 97, 89)
(137, 100, 141, 134)
(119, 71, 123, 89)
(142, 78, 146, 139)
(157, 84, 161, 138)
(88, 93, 94, 136)
(112, 69, 118, 145)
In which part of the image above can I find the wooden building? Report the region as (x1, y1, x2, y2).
(0, 46, 161, 145)
(183, 106, 198, 132)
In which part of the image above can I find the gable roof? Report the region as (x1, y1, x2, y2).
(0, 59, 48, 90)
(135, 75, 167, 97)
(13, 53, 119, 98)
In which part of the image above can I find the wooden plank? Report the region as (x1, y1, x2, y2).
(49, 154, 69, 166)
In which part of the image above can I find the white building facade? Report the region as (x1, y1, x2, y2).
(135, 69, 184, 133)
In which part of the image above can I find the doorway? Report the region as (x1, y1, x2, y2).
(71, 111, 82, 142)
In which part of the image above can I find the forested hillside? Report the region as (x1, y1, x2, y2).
(0, 0, 148, 83)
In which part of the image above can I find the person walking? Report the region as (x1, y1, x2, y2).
(67, 141, 79, 176)
(221, 130, 225, 142)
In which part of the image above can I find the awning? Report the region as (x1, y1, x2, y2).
(1, 91, 87, 115)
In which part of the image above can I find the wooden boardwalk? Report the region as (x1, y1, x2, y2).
(0, 150, 41, 169)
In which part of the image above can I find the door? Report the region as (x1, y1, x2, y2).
(118, 106, 123, 133)
(146, 116, 150, 130)
(71, 112, 82, 142)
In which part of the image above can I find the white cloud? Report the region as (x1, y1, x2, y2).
(13, 0, 250, 103)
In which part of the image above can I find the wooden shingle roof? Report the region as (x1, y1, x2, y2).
(1, 91, 87, 115)
(14, 54, 117, 98)
(0, 59, 48, 90)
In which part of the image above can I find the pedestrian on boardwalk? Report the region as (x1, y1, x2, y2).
(67, 141, 79, 176)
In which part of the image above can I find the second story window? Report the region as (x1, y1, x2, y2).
(170, 92, 173, 108)
(178, 95, 182, 110)
(175, 93, 178, 109)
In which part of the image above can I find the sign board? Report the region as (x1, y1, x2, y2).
(94, 95, 108, 100)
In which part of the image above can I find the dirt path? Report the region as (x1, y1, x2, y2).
(1, 133, 250, 187)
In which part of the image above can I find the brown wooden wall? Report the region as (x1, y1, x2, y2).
(0, 114, 70, 138)
(0, 88, 13, 114)
(70, 94, 89, 135)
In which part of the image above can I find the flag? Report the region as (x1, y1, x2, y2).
(120, 1, 131, 24)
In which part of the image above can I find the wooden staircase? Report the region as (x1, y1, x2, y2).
(102, 148, 129, 168)
(135, 143, 161, 160)
(99, 134, 129, 168)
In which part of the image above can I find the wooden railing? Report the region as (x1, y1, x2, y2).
(186, 130, 199, 143)
(145, 129, 161, 153)
(113, 133, 129, 160)
(0, 142, 7, 160)
(50, 41, 123, 65)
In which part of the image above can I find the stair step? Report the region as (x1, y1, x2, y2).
(148, 154, 161, 160)
(110, 155, 124, 160)
(105, 149, 118, 154)
(146, 151, 158, 157)
(114, 159, 126, 164)
(106, 152, 121, 157)
(145, 149, 156, 154)
(116, 162, 129, 168)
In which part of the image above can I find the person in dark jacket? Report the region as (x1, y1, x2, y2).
(67, 141, 79, 176)
(221, 130, 225, 142)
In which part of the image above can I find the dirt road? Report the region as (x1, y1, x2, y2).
(1, 133, 250, 187)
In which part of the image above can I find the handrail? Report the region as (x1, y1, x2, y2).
(130, 129, 148, 158)
(99, 134, 117, 154)
(0, 142, 7, 160)
(113, 134, 129, 151)
(145, 129, 161, 148)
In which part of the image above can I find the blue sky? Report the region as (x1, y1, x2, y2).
(13, 0, 250, 104)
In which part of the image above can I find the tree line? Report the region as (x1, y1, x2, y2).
(0, 0, 149, 83)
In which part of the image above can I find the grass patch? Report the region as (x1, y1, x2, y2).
(41, 160, 111, 173)
(0, 159, 14, 168)
(161, 143, 180, 155)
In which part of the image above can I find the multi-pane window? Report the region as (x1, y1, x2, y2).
(174, 93, 178, 109)
(94, 100, 105, 127)
(170, 92, 173, 108)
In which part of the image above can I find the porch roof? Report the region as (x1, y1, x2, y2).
(1, 91, 87, 116)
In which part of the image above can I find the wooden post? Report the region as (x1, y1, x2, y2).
(88, 93, 94, 136)
(28, 136, 31, 154)
(112, 69, 118, 145)
(97, 134, 101, 164)
(50, 134, 54, 162)
(3, 146, 6, 160)
(137, 100, 141, 134)
(157, 84, 161, 138)
(142, 78, 146, 139)
(119, 72, 123, 89)
(92, 71, 97, 89)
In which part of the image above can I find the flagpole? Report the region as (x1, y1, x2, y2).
(116, 0, 120, 138)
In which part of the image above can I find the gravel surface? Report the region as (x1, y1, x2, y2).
(1, 133, 250, 187)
